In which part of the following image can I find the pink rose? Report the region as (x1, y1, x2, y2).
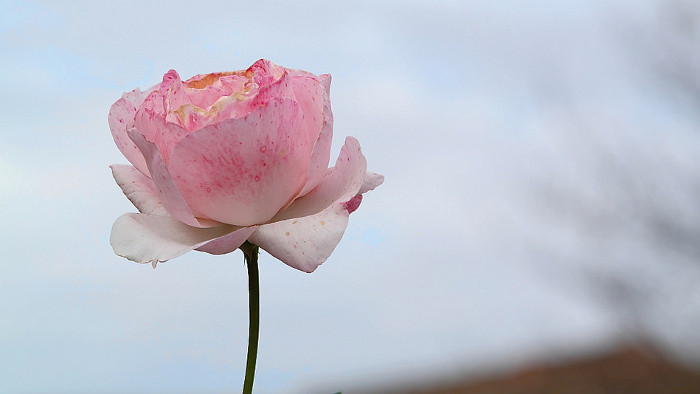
(109, 59, 383, 272)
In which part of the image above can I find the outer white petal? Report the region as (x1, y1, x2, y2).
(359, 172, 385, 194)
(249, 204, 350, 273)
(110, 164, 167, 215)
(110, 213, 238, 265)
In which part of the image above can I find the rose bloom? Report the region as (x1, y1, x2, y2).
(109, 59, 382, 272)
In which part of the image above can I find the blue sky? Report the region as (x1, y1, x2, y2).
(2, 0, 700, 392)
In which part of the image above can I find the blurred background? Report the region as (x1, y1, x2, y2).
(2, 0, 699, 392)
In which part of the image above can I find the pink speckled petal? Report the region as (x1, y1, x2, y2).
(296, 73, 331, 197)
(159, 69, 180, 96)
(318, 73, 332, 92)
(167, 98, 317, 226)
(248, 59, 286, 87)
(183, 72, 249, 110)
(110, 164, 166, 215)
(109, 88, 153, 174)
(249, 203, 350, 273)
(250, 69, 295, 106)
(272, 136, 367, 222)
(195, 226, 257, 255)
(208, 70, 296, 126)
(185, 82, 232, 109)
(359, 172, 385, 194)
(133, 108, 189, 165)
(289, 75, 324, 142)
(140, 89, 166, 117)
(128, 129, 218, 228)
(110, 213, 237, 265)
(162, 70, 212, 131)
(162, 70, 190, 112)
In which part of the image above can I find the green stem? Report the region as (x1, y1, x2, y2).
(241, 241, 260, 394)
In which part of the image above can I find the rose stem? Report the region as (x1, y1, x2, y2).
(241, 241, 260, 394)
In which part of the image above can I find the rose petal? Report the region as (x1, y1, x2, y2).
(185, 80, 235, 109)
(110, 213, 238, 265)
(184, 72, 250, 111)
(110, 164, 167, 215)
(272, 136, 367, 222)
(159, 69, 181, 97)
(359, 172, 385, 194)
(109, 88, 152, 174)
(195, 226, 257, 255)
(318, 73, 332, 93)
(140, 89, 167, 117)
(167, 98, 318, 226)
(249, 203, 350, 273)
(249, 70, 296, 107)
(208, 70, 296, 125)
(248, 59, 286, 87)
(162, 70, 214, 132)
(297, 73, 333, 197)
(289, 75, 324, 146)
(343, 194, 363, 213)
(162, 70, 190, 113)
(133, 108, 189, 165)
(128, 129, 218, 228)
